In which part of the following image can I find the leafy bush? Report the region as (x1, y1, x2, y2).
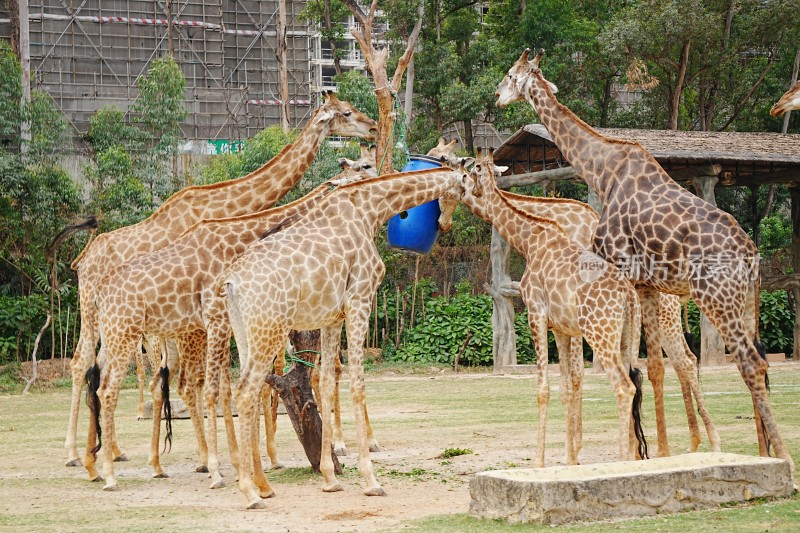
(391, 292, 539, 366)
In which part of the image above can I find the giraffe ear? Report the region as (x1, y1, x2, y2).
(546, 80, 559, 94)
(338, 158, 352, 170)
(494, 165, 509, 175)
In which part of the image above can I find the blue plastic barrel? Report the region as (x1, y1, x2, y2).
(387, 154, 443, 254)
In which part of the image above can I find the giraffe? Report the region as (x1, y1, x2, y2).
(770, 81, 800, 117)
(59, 90, 377, 468)
(85, 160, 378, 492)
(440, 183, 720, 458)
(496, 49, 793, 471)
(439, 150, 646, 468)
(219, 166, 466, 509)
(426, 137, 459, 163)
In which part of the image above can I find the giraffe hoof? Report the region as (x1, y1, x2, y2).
(333, 446, 348, 457)
(88, 474, 103, 483)
(152, 472, 169, 479)
(269, 462, 285, 471)
(364, 486, 386, 497)
(247, 499, 267, 510)
(103, 482, 119, 491)
(113, 453, 129, 462)
(195, 465, 209, 473)
(368, 443, 381, 453)
(259, 488, 276, 499)
(65, 458, 82, 467)
(323, 482, 343, 493)
(209, 479, 225, 490)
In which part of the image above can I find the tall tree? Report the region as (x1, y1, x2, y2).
(341, 0, 423, 173)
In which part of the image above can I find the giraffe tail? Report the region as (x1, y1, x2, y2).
(46, 215, 98, 261)
(625, 285, 648, 460)
(629, 366, 649, 460)
(160, 366, 173, 453)
(85, 364, 102, 457)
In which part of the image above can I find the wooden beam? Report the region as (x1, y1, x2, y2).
(666, 164, 722, 181)
(496, 167, 578, 189)
(496, 163, 737, 190)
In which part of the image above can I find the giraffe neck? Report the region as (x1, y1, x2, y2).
(471, 178, 566, 257)
(523, 72, 636, 201)
(149, 118, 329, 231)
(502, 192, 598, 247)
(339, 168, 460, 234)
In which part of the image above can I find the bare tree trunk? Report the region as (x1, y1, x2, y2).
(669, 40, 691, 130)
(783, 48, 800, 134)
(277, 0, 290, 130)
(18, 0, 30, 151)
(23, 314, 51, 394)
(404, 56, 415, 130)
(343, 0, 423, 174)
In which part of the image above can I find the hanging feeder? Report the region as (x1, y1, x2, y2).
(387, 154, 443, 254)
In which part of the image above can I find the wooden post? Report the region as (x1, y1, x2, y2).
(692, 175, 727, 366)
(790, 187, 800, 359)
(488, 228, 518, 372)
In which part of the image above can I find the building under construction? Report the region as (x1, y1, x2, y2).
(0, 1, 375, 151)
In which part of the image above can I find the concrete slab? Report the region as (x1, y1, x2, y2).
(469, 452, 794, 525)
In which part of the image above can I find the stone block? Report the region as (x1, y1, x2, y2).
(469, 453, 794, 525)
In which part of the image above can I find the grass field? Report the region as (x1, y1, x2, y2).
(0, 361, 798, 532)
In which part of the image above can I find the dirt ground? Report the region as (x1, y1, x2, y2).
(1, 361, 798, 532)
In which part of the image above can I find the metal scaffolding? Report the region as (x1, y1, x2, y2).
(1, 1, 348, 143)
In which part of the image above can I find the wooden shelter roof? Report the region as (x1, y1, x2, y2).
(493, 124, 800, 186)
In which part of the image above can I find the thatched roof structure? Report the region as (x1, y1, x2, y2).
(494, 124, 800, 187)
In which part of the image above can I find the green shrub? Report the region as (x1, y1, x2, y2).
(392, 292, 539, 366)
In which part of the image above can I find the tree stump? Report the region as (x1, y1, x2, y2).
(265, 330, 342, 474)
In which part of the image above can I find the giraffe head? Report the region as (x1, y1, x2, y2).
(313, 91, 378, 140)
(471, 148, 507, 199)
(426, 138, 460, 166)
(437, 156, 477, 232)
(496, 49, 559, 108)
(337, 143, 378, 177)
(770, 81, 800, 117)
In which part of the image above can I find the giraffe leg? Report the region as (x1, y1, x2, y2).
(658, 294, 714, 452)
(148, 362, 168, 478)
(554, 333, 577, 465)
(220, 360, 240, 472)
(331, 346, 349, 456)
(135, 347, 146, 421)
(203, 326, 231, 489)
(639, 289, 670, 457)
(344, 306, 384, 496)
(319, 324, 344, 491)
(568, 337, 584, 461)
(250, 395, 274, 499)
(175, 336, 209, 473)
(529, 311, 550, 468)
(599, 349, 637, 461)
(66, 308, 98, 467)
(696, 288, 793, 471)
(234, 367, 269, 509)
(264, 347, 284, 470)
(98, 345, 134, 491)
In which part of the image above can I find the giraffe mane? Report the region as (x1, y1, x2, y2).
(499, 190, 600, 220)
(259, 214, 303, 240)
(532, 70, 641, 149)
(494, 189, 570, 236)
